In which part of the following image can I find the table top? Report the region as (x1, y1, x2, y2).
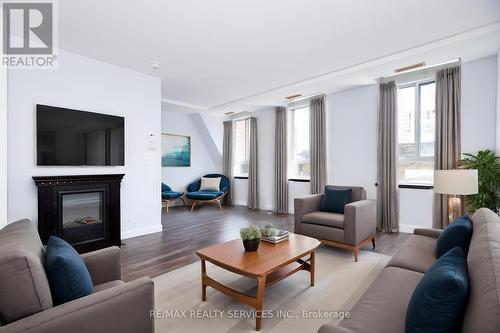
(196, 233, 321, 277)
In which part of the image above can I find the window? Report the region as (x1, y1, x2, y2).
(288, 106, 310, 179)
(233, 119, 249, 177)
(397, 80, 436, 186)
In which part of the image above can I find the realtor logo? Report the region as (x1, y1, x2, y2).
(2, 0, 57, 68)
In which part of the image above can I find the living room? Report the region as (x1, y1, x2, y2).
(1, 1, 500, 333)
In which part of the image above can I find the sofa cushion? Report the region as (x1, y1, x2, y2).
(405, 247, 469, 333)
(45, 236, 94, 305)
(338, 267, 423, 333)
(302, 211, 344, 229)
(93, 280, 125, 292)
(462, 208, 500, 333)
(320, 188, 352, 214)
(161, 191, 183, 200)
(199, 177, 221, 191)
(186, 191, 224, 200)
(301, 223, 345, 243)
(435, 215, 473, 258)
(0, 219, 53, 324)
(386, 235, 437, 273)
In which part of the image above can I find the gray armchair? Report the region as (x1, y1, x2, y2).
(0, 219, 154, 333)
(294, 185, 376, 261)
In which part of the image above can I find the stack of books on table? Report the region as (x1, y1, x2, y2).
(262, 230, 289, 244)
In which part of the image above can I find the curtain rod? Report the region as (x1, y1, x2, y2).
(381, 58, 460, 83)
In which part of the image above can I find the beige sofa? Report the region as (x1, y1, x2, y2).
(318, 208, 500, 333)
(0, 219, 154, 333)
(294, 186, 376, 261)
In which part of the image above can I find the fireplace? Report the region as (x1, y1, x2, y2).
(33, 174, 124, 253)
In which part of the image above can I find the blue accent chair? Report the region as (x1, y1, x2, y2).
(161, 183, 185, 213)
(186, 174, 229, 211)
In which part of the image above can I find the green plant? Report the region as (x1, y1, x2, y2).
(240, 225, 261, 240)
(458, 150, 500, 213)
(260, 224, 277, 237)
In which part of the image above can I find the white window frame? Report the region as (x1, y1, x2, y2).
(397, 78, 436, 186)
(288, 105, 310, 180)
(232, 118, 250, 178)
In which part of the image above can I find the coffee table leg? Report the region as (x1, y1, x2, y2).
(255, 276, 266, 331)
(310, 251, 315, 287)
(201, 259, 207, 301)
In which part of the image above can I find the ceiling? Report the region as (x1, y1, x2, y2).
(58, 0, 500, 115)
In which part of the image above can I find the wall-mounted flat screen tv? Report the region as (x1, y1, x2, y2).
(37, 105, 125, 166)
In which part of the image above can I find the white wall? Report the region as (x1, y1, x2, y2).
(7, 50, 162, 239)
(497, 51, 500, 155)
(0, 64, 6, 229)
(461, 56, 497, 153)
(161, 109, 222, 197)
(327, 85, 378, 199)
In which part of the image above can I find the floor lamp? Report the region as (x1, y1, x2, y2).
(434, 170, 478, 225)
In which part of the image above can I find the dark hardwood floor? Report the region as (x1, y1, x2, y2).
(120, 205, 410, 282)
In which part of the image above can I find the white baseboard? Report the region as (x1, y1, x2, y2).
(399, 224, 417, 234)
(233, 201, 275, 212)
(121, 224, 163, 239)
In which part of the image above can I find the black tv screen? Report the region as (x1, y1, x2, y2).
(37, 105, 125, 166)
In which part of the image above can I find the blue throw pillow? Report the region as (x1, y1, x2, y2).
(436, 215, 473, 258)
(405, 247, 469, 333)
(320, 188, 352, 214)
(45, 236, 94, 304)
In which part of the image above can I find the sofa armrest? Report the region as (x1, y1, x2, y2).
(0, 277, 154, 333)
(344, 199, 376, 246)
(318, 324, 354, 333)
(413, 228, 442, 238)
(81, 246, 121, 285)
(294, 194, 323, 234)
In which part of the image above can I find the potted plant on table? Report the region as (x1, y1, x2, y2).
(240, 225, 261, 252)
(260, 224, 277, 238)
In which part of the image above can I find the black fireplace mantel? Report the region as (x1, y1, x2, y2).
(33, 174, 124, 253)
(33, 174, 125, 186)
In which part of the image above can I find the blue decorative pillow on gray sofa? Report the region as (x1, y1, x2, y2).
(45, 236, 94, 304)
(320, 188, 352, 214)
(405, 247, 469, 333)
(436, 215, 473, 258)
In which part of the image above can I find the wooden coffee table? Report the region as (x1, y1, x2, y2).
(195, 233, 321, 330)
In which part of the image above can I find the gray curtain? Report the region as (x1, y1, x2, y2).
(222, 120, 233, 205)
(309, 96, 326, 194)
(275, 107, 288, 214)
(377, 81, 399, 233)
(247, 117, 259, 209)
(433, 66, 461, 229)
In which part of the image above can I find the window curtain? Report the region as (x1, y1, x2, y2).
(275, 107, 288, 214)
(247, 117, 259, 209)
(222, 120, 233, 205)
(377, 81, 399, 232)
(433, 66, 461, 229)
(309, 96, 326, 194)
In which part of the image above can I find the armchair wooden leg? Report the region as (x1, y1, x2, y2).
(353, 247, 359, 262)
(217, 200, 222, 211)
(180, 197, 185, 207)
(371, 237, 376, 249)
(191, 201, 197, 212)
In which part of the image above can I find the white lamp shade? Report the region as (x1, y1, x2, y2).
(434, 170, 478, 195)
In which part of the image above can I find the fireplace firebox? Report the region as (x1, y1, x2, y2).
(33, 174, 124, 253)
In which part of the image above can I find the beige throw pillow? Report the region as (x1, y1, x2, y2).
(199, 177, 221, 191)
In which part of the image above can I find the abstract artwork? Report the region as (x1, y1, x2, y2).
(161, 134, 191, 167)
